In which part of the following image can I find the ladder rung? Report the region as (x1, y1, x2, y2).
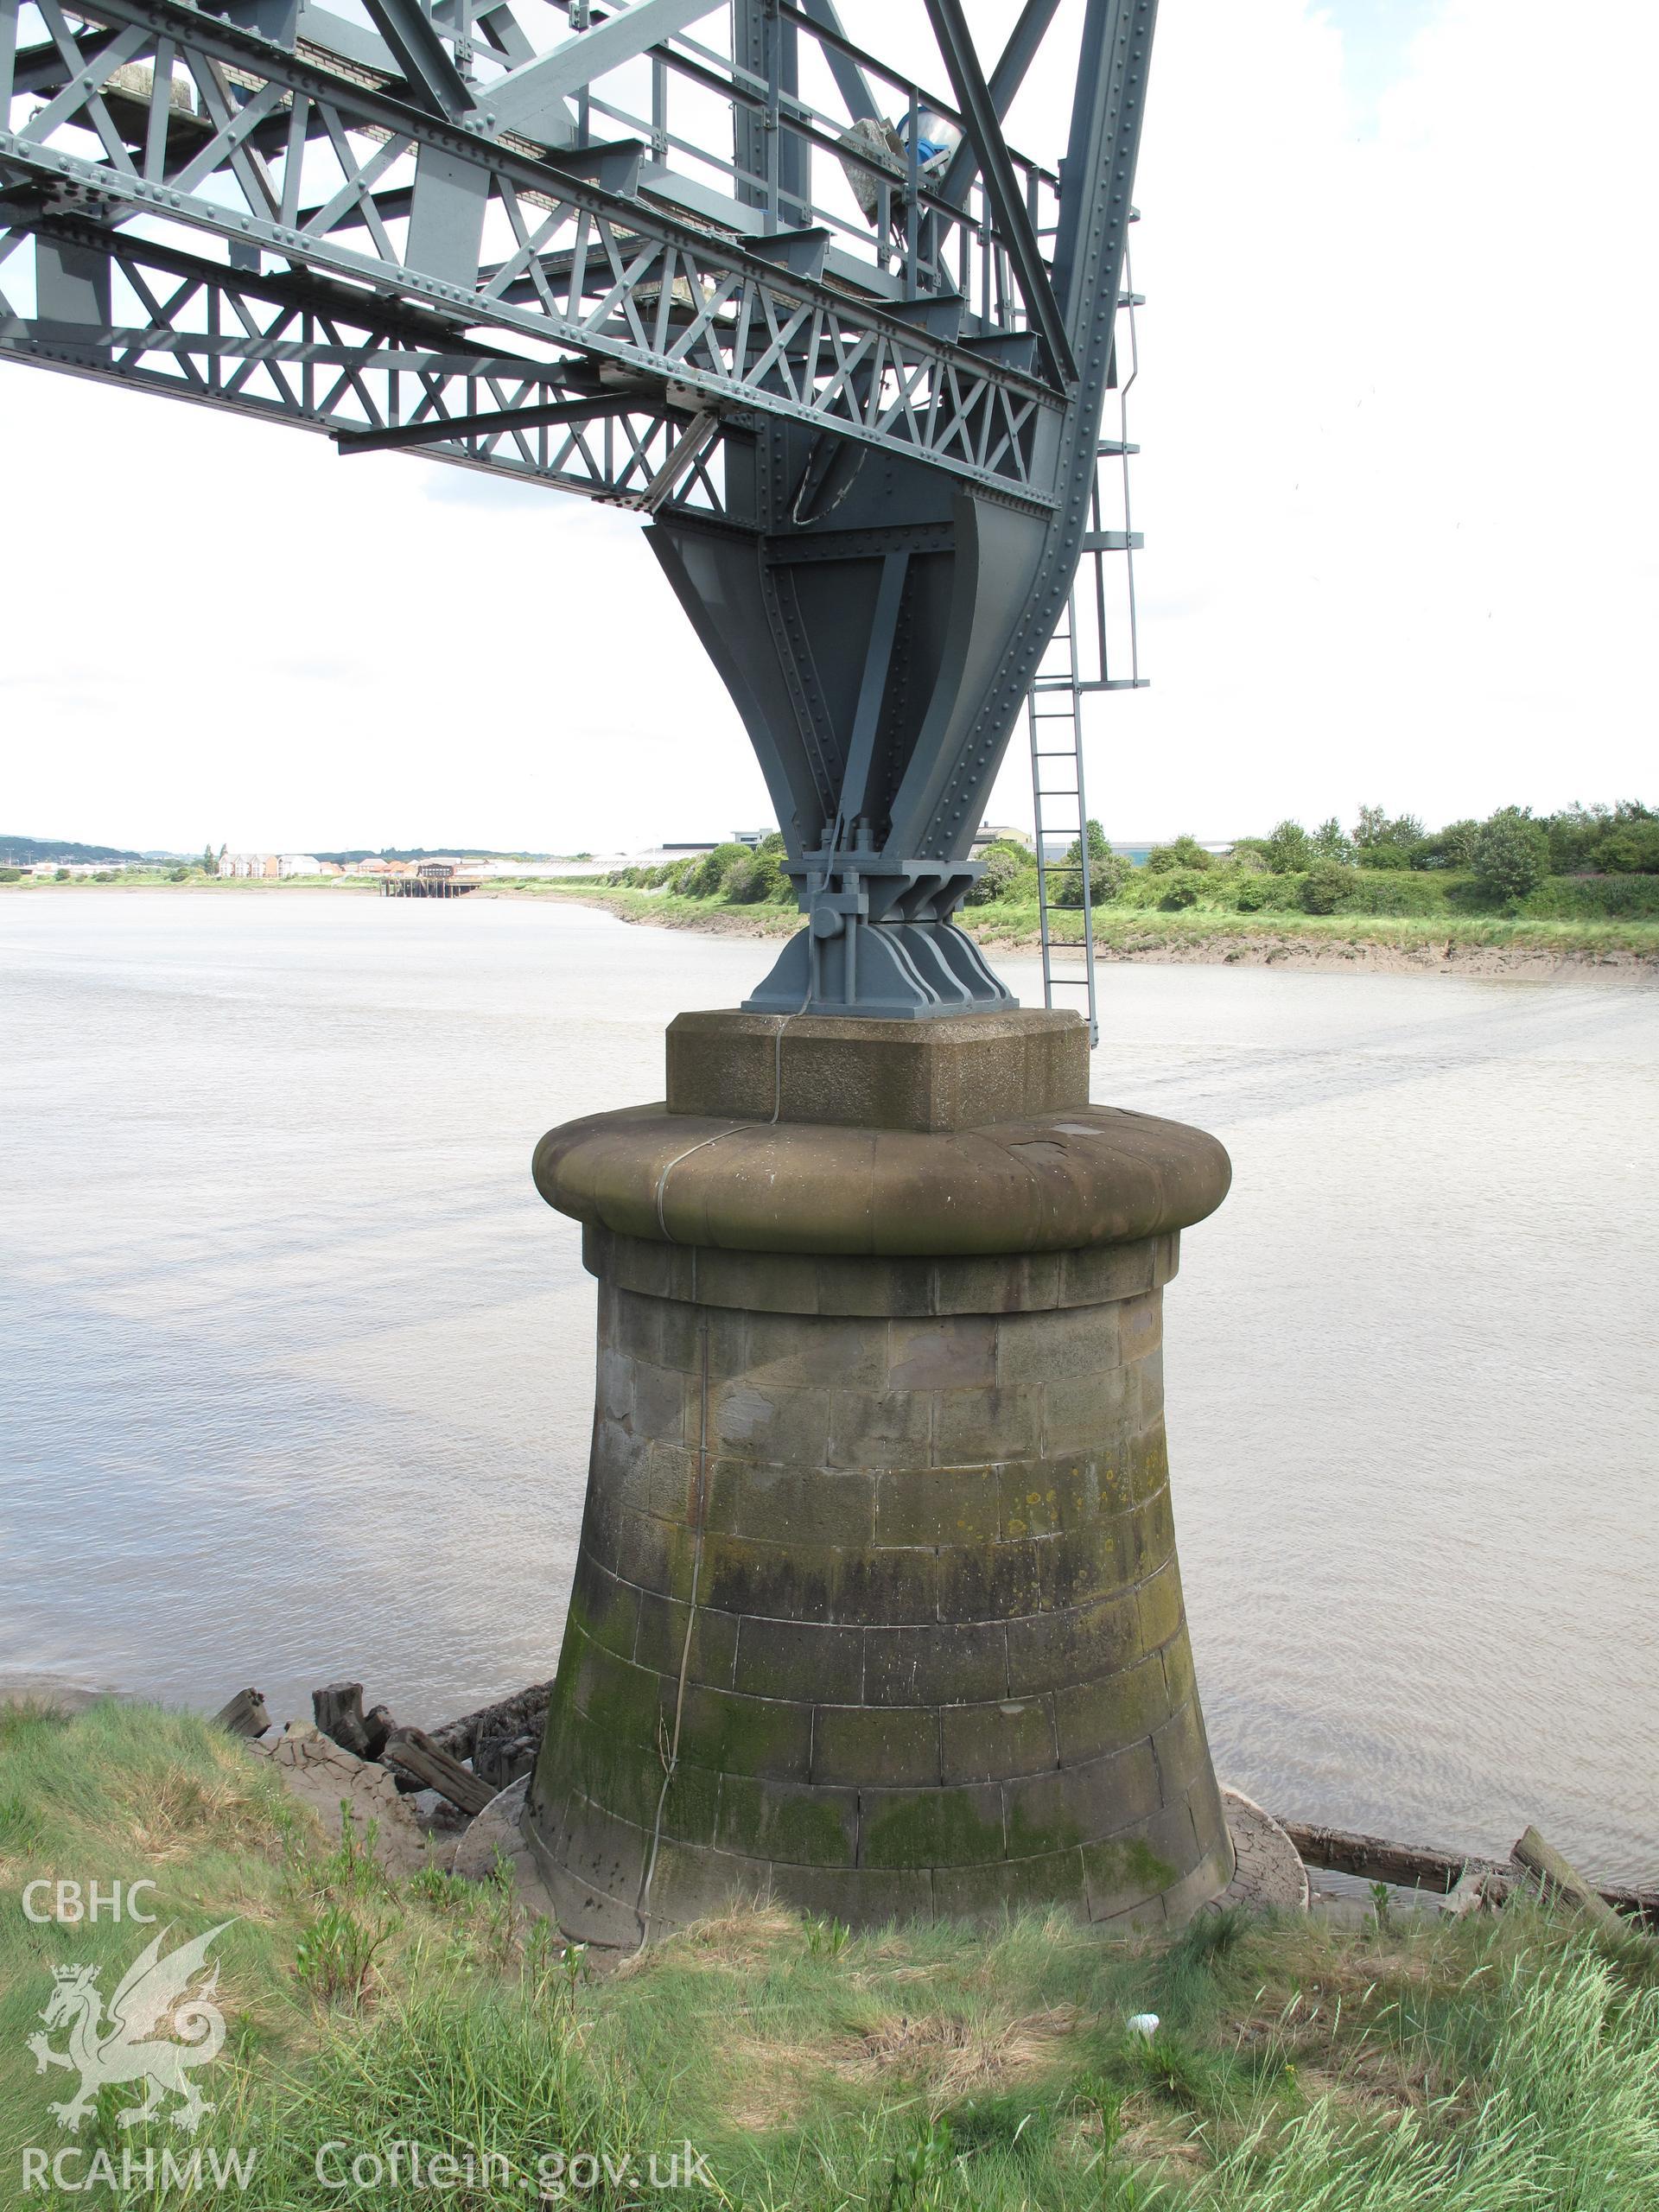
(1079, 531, 1143, 552)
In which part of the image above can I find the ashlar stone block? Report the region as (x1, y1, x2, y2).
(525, 1010, 1235, 1937)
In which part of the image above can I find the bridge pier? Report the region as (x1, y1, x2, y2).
(523, 1008, 1235, 1941)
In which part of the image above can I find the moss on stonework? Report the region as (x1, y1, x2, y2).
(1084, 1834, 1178, 1901)
(674, 1688, 810, 1779)
(720, 1778, 854, 1866)
(861, 1787, 1006, 1869)
(1003, 1799, 1084, 1863)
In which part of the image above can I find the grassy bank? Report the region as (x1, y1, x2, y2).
(531, 880, 1659, 974)
(3, 1700, 1656, 2209)
(10, 868, 1658, 969)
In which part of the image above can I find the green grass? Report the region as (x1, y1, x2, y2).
(540, 880, 1659, 965)
(3, 1700, 1655, 2208)
(10, 868, 1657, 959)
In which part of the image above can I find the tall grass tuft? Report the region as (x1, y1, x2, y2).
(1192, 1942, 1659, 2210)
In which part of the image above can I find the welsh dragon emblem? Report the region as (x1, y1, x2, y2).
(28, 1921, 233, 2134)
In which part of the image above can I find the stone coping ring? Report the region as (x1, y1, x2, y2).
(534, 1102, 1231, 1258)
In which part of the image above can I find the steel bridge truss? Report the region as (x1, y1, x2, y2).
(0, 0, 1072, 513)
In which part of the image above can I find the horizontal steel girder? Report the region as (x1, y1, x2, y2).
(0, 0, 1059, 507)
(0, 219, 735, 506)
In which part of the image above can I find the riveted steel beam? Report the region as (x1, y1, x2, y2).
(0, 0, 1059, 505)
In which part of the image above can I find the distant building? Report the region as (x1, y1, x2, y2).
(219, 854, 279, 878)
(278, 854, 321, 876)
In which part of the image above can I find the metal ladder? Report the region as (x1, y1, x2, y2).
(1028, 591, 1100, 1044)
(1027, 254, 1147, 1049)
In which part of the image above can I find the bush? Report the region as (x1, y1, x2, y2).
(1146, 834, 1213, 874)
(1545, 800, 1656, 874)
(1263, 819, 1312, 874)
(1310, 817, 1355, 865)
(1344, 871, 1452, 915)
(1157, 870, 1205, 911)
(678, 842, 753, 898)
(1595, 822, 1659, 874)
(1052, 821, 1127, 908)
(1415, 818, 1481, 869)
(722, 848, 789, 904)
(1522, 874, 1659, 919)
(1233, 875, 1279, 912)
(0, 866, 22, 881)
(1300, 860, 1357, 914)
(965, 842, 1036, 906)
(1357, 841, 1412, 870)
(1473, 809, 1550, 901)
(1352, 804, 1425, 861)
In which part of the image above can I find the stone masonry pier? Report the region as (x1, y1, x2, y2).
(523, 1008, 1235, 1942)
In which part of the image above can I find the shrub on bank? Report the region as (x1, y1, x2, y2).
(1234, 873, 1300, 912)
(1522, 874, 1659, 920)
(965, 839, 1037, 906)
(1147, 834, 1214, 874)
(607, 837, 793, 905)
(1158, 868, 1207, 910)
(1473, 809, 1552, 902)
(1300, 860, 1357, 914)
(1343, 870, 1453, 915)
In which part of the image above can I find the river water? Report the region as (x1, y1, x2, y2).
(1, 891, 1654, 1885)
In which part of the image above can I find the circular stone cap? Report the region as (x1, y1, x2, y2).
(533, 1101, 1231, 1258)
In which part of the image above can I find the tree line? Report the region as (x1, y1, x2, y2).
(601, 801, 1659, 923)
(968, 799, 1659, 916)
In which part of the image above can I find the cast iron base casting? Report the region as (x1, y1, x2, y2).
(524, 1008, 1234, 1941)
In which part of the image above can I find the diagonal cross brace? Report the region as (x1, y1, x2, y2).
(922, 0, 1076, 389)
(489, 0, 725, 139)
(937, 0, 1059, 209)
(360, 0, 475, 119)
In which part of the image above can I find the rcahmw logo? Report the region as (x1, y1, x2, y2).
(22, 1897, 238, 2138)
(22, 2146, 256, 2197)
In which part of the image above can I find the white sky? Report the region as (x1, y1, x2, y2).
(1, 0, 1654, 854)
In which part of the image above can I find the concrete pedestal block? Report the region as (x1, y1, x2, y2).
(525, 1009, 1235, 1942)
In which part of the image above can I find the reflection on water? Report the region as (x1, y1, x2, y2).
(1, 892, 1655, 1882)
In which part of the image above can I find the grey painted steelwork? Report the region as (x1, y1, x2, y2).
(0, 0, 1158, 1013)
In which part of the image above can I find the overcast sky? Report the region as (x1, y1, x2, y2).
(2, 0, 1653, 855)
